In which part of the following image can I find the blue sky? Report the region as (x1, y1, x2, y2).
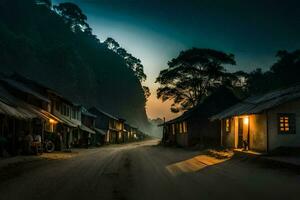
(53, 0, 300, 119)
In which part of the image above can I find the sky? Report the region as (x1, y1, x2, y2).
(54, 0, 300, 120)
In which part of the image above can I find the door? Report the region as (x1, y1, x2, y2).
(238, 118, 243, 148)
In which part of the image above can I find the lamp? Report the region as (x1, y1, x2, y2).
(243, 117, 249, 125)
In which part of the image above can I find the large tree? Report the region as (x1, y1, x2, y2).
(156, 48, 236, 113)
(54, 2, 89, 32)
(246, 50, 300, 95)
(271, 50, 300, 87)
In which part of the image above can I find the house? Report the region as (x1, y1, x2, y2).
(73, 106, 97, 148)
(0, 84, 39, 156)
(124, 123, 132, 143)
(136, 129, 145, 140)
(211, 84, 300, 153)
(89, 107, 125, 144)
(3, 74, 82, 150)
(162, 87, 239, 147)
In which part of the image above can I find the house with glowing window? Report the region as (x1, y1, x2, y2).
(211, 85, 300, 153)
(162, 87, 238, 147)
(89, 107, 125, 144)
(4, 74, 82, 150)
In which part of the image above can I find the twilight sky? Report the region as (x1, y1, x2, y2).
(54, 0, 300, 120)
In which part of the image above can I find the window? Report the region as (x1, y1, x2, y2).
(172, 124, 175, 135)
(179, 123, 183, 133)
(225, 119, 230, 132)
(278, 114, 296, 134)
(183, 122, 188, 133)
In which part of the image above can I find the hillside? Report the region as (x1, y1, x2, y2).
(0, 0, 150, 131)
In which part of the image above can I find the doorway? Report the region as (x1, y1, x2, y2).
(238, 118, 243, 148)
(237, 117, 250, 149)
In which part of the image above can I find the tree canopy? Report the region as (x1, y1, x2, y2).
(156, 48, 236, 113)
(54, 2, 89, 32)
(246, 50, 300, 95)
(104, 37, 150, 101)
(104, 37, 147, 82)
(0, 0, 150, 131)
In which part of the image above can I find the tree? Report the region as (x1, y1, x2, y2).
(246, 50, 300, 96)
(53, 2, 89, 32)
(142, 86, 151, 101)
(104, 37, 120, 51)
(156, 48, 236, 113)
(271, 50, 300, 87)
(104, 37, 147, 82)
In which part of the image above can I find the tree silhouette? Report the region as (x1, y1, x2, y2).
(246, 50, 300, 95)
(156, 48, 236, 113)
(142, 86, 151, 101)
(0, 0, 151, 131)
(271, 50, 300, 87)
(54, 2, 89, 32)
(104, 37, 147, 82)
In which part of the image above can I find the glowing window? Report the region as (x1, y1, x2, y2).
(278, 114, 296, 134)
(179, 123, 183, 133)
(225, 119, 230, 132)
(172, 124, 176, 135)
(183, 122, 188, 133)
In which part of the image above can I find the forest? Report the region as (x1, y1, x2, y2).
(0, 0, 151, 131)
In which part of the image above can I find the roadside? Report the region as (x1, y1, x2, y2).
(0, 140, 153, 170)
(161, 144, 300, 172)
(232, 148, 300, 171)
(1, 139, 300, 200)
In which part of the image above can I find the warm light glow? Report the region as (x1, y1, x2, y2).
(243, 117, 249, 125)
(49, 119, 57, 124)
(166, 155, 229, 176)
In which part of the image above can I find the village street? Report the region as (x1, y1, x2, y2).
(0, 139, 299, 200)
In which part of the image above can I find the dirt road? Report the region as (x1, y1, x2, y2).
(0, 139, 299, 200)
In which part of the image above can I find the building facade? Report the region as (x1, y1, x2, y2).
(212, 85, 300, 152)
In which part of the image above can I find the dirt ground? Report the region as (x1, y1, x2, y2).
(0, 139, 299, 200)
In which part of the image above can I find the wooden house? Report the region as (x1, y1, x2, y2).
(89, 107, 125, 144)
(162, 87, 238, 147)
(0, 84, 39, 156)
(211, 85, 300, 153)
(124, 123, 132, 143)
(75, 106, 97, 147)
(4, 74, 82, 150)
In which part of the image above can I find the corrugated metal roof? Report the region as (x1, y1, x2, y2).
(0, 86, 37, 119)
(89, 107, 120, 121)
(2, 78, 50, 103)
(211, 84, 300, 120)
(164, 87, 239, 124)
(55, 114, 79, 128)
(81, 107, 97, 118)
(79, 124, 96, 134)
(9, 74, 77, 106)
(95, 128, 107, 135)
(0, 100, 37, 119)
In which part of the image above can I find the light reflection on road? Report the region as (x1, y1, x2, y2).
(166, 155, 228, 176)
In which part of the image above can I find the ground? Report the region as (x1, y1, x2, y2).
(0, 139, 299, 200)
